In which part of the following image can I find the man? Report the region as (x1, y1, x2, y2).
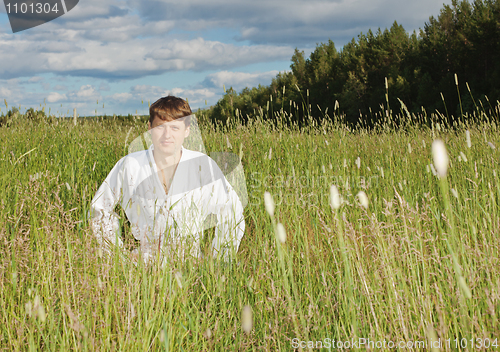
(90, 96, 245, 264)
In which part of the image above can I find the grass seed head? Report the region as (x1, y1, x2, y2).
(239, 143, 244, 160)
(25, 301, 32, 317)
(357, 191, 369, 209)
(432, 139, 449, 178)
(276, 223, 286, 244)
(426, 324, 440, 352)
(264, 192, 275, 217)
(466, 130, 471, 148)
(329, 185, 341, 209)
(241, 305, 253, 334)
(33, 295, 46, 322)
(458, 276, 472, 299)
(174, 271, 183, 289)
(459, 151, 468, 162)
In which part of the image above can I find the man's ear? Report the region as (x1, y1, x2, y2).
(184, 125, 190, 138)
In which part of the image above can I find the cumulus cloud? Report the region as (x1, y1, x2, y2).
(99, 82, 110, 91)
(130, 85, 168, 97)
(0, 0, 452, 82)
(110, 92, 133, 103)
(0, 34, 293, 80)
(47, 92, 67, 103)
(0, 87, 12, 99)
(53, 84, 68, 91)
(146, 38, 292, 70)
(131, 0, 452, 45)
(109, 84, 216, 106)
(28, 76, 44, 83)
(0, 78, 64, 111)
(0, 0, 453, 116)
(103, 84, 218, 114)
(63, 85, 102, 104)
(201, 70, 280, 91)
(0, 79, 28, 106)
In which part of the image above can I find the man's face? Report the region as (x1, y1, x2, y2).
(148, 116, 190, 157)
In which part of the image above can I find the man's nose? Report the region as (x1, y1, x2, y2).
(163, 127, 172, 138)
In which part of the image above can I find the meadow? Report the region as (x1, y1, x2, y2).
(0, 99, 499, 351)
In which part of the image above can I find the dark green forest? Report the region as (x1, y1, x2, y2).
(205, 0, 500, 127)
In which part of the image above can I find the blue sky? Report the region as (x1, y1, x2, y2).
(0, 0, 452, 116)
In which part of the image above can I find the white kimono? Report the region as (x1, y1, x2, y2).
(90, 145, 245, 262)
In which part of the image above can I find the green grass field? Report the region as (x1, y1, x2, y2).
(0, 105, 499, 350)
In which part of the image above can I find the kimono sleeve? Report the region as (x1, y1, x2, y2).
(211, 173, 246, 261)
(90, 157, 127, 252)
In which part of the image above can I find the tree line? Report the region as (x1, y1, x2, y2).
(205, 0, 500, 127)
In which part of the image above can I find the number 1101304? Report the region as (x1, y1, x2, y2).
(6, 2, 59, 14)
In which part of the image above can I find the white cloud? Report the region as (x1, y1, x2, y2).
(175, 88, 217, 105)
(202, 70, 280, 91)
(109, 85, 216, 105)
(0, 0, 454, 116)
(58, 0, 129, 21)
(75, 85, 97, 98)
(132, 0, 453, 45)
(53, 84, 68, 91)
(63, 85, 102, 104)
(110, 92, 133, 103)
(0, 87, 12, 98)
(0, 0, 453, 82)
(0, 79, 26, 105)
(146, 38, 292, 71)
(46, 92, 67, 103)
(28, 77, 44, 83)
(0, 33, 292, 80)
(104, 84, 218, 112)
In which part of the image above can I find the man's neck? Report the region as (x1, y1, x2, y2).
(153, 147, 182, 171)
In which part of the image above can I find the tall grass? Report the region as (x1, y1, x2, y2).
(0, 97, 499, 351)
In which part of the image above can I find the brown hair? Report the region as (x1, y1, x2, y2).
(149, 96, 192, 126)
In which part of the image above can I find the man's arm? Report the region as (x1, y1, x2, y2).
(89, 158, 127, 254)
(211, 179, 246, 261)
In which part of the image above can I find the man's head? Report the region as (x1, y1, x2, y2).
(149, 96, 192, 127)
(148, 96, 192, 157)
